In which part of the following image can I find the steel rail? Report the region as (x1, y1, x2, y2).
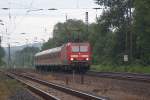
(5, 72, 60, 100)
(87, 71, 150, 83)
(11, 71, 107, 100)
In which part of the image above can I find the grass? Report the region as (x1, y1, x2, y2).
(0, 73, 23, 100)
(91, 64, 150, 74)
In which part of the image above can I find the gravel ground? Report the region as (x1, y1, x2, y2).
(9, 88, 42, 100)
(0, 72, 41, 100)
(22, 78, 82, 100)
(24, 71, 150, 100)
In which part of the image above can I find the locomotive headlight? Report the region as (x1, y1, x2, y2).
(86, 58, 89, 61)
(70, 58, 74, 61)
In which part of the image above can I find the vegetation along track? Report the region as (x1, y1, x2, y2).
(1, 71, 61, 100)
(8, 70, 107, 100)
(87, 71, 150, 83)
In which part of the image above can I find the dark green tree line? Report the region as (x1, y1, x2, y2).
(0, 36, 5, 66)
(42, 19, 89, 50)
(14, 47, 39, 67)
(0, 46, 5, 65)
(94, 0, 134, 64)
(133, 0, 150, 65)
(94, 0, 150, 65)
(42, 0, 150, 65)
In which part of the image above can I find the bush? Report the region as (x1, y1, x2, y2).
(91, 64, 150, 74)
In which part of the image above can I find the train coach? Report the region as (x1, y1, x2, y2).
(34, 42, 92, 72)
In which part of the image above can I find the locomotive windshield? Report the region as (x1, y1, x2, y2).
(72, 45, 88, 52)
(72, 46, 79, 52)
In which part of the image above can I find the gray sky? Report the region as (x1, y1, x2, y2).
(0, 0, 102, 47)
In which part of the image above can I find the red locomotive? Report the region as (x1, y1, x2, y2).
(34, 42, 91, 72)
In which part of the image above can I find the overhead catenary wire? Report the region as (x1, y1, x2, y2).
(11, 0, 35, 33)
(0, 0, 35, 47)
(0, 0, 104, 47)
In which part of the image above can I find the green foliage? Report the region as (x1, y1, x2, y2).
(133, 0, 150, 65)
(91, 23, 115, 64)
(92, 0, 133, 64)
(0, 74, 24, 100)
(93, 0, 150, 66)
(42, 19, 89, 49)
(0, 46, 5, 66)
(41, 0, 150, 67)
(42, 38, 55, 50)
(91, 64, 150, 74)
(14, 47, 40, 68)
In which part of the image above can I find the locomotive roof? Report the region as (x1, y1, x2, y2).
(35, 46, 62, 57)
(35, 42, 90, 57)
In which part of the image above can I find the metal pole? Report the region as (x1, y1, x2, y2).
(81, 73, 84, 84)
(85, 12, 89, 33)
(8, 43, 11, 69)
(129, 0, 132, 61)
(65, 13, 68, 22)
(72, 70, 75, 83)
(23, 52, 24, 68)
(25, 39, 28, 68)
(93, 8, 102, 20)
(0, 36, 1, 47)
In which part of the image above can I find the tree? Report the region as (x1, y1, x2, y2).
(14, 47, 39, 68)
(41, 0, 150, 66)
(134, 0, 150, 65)
(42, 38, 55, 50)
(94, 0, 134, 64)
(0, 46, 5, 65)
(42, 19, 89, 49)
(88, 13, 115, 64)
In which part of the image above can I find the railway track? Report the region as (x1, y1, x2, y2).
(87, 71, 150, 83)
(3, 72, 60, 100)
(4, 70, 107, 100)
(2, 69, 150, 100)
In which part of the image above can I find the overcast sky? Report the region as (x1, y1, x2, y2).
(0, 0, 102, 47)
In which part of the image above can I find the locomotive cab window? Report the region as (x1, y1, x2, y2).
(72, 45, 88, 52)
(72, 46, 79, 52)
(80, 46, 88, 52)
